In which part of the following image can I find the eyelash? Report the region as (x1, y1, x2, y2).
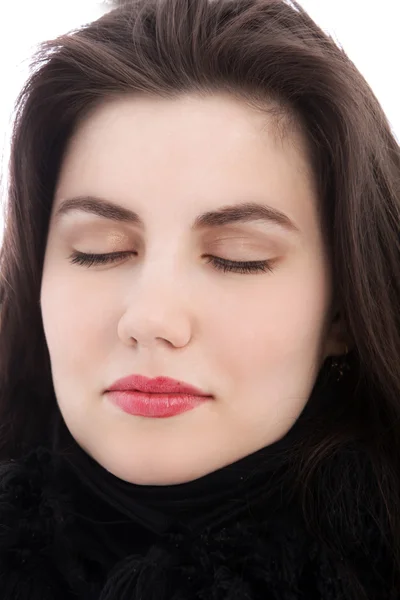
(68, 251, 274, 274)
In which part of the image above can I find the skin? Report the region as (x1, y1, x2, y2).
(40, 92, 347, 486)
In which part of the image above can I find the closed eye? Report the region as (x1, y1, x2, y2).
(67, 251, 274, 274)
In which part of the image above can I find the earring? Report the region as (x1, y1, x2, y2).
(330, 344, 350, 381)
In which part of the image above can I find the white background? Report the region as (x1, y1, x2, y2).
(0, 0, 399, 239)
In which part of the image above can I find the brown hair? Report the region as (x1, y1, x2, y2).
(0, 0, 399, 596)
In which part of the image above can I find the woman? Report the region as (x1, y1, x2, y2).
(0, 0, 399, 598)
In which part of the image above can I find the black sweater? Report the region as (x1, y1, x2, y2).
(0, 440, 395, 599)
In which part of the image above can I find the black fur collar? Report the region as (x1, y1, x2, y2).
(0, 444, 393, 599)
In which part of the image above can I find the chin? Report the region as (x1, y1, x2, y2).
(87, 449, 198, 486)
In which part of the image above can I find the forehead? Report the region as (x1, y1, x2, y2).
(58, 92, 313, 177)
(54, 93, 318, 233)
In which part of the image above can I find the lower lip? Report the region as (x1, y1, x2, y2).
(106, 390, 211, 418)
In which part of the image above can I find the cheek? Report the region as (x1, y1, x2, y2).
(207, 263, 330, 380)
(40, 266, 113, 374)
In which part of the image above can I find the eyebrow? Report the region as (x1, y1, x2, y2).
(53, 195, 300, 233)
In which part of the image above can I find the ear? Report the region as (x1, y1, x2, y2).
(322, 310, 352, 360)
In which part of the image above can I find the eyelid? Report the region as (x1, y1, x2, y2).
(209, 228, 282, 243)
(68, 250, 275, 275)
(61, 225, 135, 248)
(208, 238, 279, 258)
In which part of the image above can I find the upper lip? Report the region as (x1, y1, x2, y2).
(106, 374, 212, 396)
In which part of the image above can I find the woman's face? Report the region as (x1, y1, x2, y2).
(41, 92, 344, 485)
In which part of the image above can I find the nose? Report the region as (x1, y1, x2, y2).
(117, 271, 193, 350)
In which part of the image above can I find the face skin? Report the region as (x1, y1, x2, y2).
(40, 92, 346, 486)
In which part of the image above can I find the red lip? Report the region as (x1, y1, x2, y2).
(106, 374, 211, 397)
